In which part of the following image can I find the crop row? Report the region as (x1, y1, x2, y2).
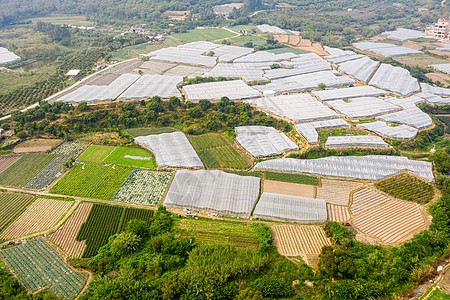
(264, 172, 320, 186)
(375, 173, 434, 204)
(51, 141, 89, 156)
(118, 207, 154, 232)
(198, 149, 220, 168)
(0, 192, 35, 230)
(189, 134, 230, 150)
(210, 146, 251, 169)
(0, 155, 21, 174)
(25, 155, 70, 190)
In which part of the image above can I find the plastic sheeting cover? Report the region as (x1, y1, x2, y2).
(234, 51, 297, 63)
(376, 107, 433, 130)
(421, 83, 450, 97)
(325, 135, 388, 148)
(325, 97, 400, 119)
(353, 42, 423, 56)
(253, 192, 327, 223)
(358, 121, 418, 140)
(295, 119, 350, 144)
(253, 155, 434, 181)
(164, 169, 261, 216)
(369, 64, 420, 96)
(0, 47, 21, 65)
(338, 56, 380, 83)
(183, 80, 261, 101)
(119, 75, 182, 99)
(204, 62, 270, 82)
(135, 132, 204, 169)
(257, 24, 286, 34)
(432, 63, 450, 75)
(235, 126, 298, 157)
(382, 28, 430, 41)
(312, 86, 386, 101)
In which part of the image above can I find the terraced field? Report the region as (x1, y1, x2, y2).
(0, 192, 35, 231)
(0, 198, 73, 240)
(375, 173, 434, 204)
(326, 204, 350, 222)
(51, 141, 89, 156)
(51, 162, 133, 200)
(126, 127, 178, 137)
(351, 187, 390, 215)
(352, 200, 427, 245)
(316, 179, 364, 206)
(50, 203, 93, 257)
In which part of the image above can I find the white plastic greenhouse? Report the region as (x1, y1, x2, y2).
(431, 63, 450, 75)
(164, 169, 261, 216)
(312, 86, 386, 101)
(325, 136, 388, 148)
(385, 95, 425, 109)
(118, 75, 182, 99)
(324, 48, 364, 64)
(325, 97, 400, 119)
(338, 56, 380, 83)
(134, 132, 204, 169)
(211, 45, 253, 62)
(253, 155, 434, 181)
(382, 28, 430, 41)
(204, 62, 270, 82)
(257, 24, 286, 34)
(295, 119, 350, 144)
(368, 64, 420, 96)
(353, 42, 423, 57)
(253, 192, 327, 223)
(183, 80, 261, 101)
(235, 126, 298, 157)
(358, 121, 418, 140)
(421, 83, 450, 97)
(376, 107, 433, 130)
(0, 47, 20, 65)
(234, 51, 298, 63)
(417, 92, 450, 105)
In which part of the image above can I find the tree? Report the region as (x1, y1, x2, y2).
(188, 106, 202, 118)
(110, 232, 141, 258)
(429, 149, 450, 174)
(236, 288, 263, 300)
(125, 219, 148, 238)
(16, 131, 27, 139)
(77, 102, 89, 112)
(199, 99, 212, 111)
(318, 83, 326, 90)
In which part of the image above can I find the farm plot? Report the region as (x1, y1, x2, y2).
(51, 162, 133, 200)
(103, 146, 155, 169)
(0, 155, 21, 174)
(113, 169, 172, 205)
(316, 179, 364, 206)
(117, 208, 154, 232)
(125, 127, 178, 138)
(375, 173, 434, 204)
(24, 155, 70, 190)
(351, 187, 390, 215)
(51, 141, 89, 156)
(352, 200, 427, 244)
(0, 198, 73, 240)
(0, 238, 88, 299)
(271, 224, 331, 266)
(49, 203, 93, 258)
(264, 172, 319, 186)
(263, 180, 315, 198)
(0, 153, 57, 187)
(326, 204, 350, 222)
(176, 218, 259, 250)
(76, 204, 123, 258)
(0, 192, 35, 231)
(78, 145, 115, 162)
(13, 138, 63, 154)
(188, 134, 251, 170)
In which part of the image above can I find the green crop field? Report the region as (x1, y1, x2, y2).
(29, 15, 95, 26)
(51, 162, 133, 200)
(224, 170, 262, 177)
(375, 173, 435, 204)
(170, 28, 235, 44)
(175, 218, 259, 249)
(0, 192, 35, 231)
(188, 134, 251, 170)
(76, 204, 123, 258)
(118, 207, 154, 232)
(125, 127, 178, 138)
(264, 172, 320, 186)
(0, 154, 57, 187)
(78, 145, 115, 162)
(267, 48, 310, 54)
(103, 147, 155, 169)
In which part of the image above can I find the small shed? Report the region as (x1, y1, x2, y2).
(65, 70, 80, 80)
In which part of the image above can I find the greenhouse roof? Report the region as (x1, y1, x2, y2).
(177, 41, 222, 51)
(421, 83, 450, 97)
(135, 132, 204, 169)
(212, 45, 254, 62)
(183, 80, 261, 101)
(416, 92, 450, 105)
(353, 42, 422, 56)
(325, 135, 388, 148)
(257, 24, 286, 34)
(164, 169, 261, 216)
(358, 121, 418, 140)
(234, 51, 297, 63)
(295, 119, 350, 144)
(431, 63, 450, 75)
(253, 155, 434, 181)
(376, 107, 432, 129)
(246, 93, 339, 122)
(119, 75, 182, 99)
(0, 47, 20, 65)
(325, 97, 400, 119)
(382, 28, 430, 41)
(204, 62, 270, 82)
(312, 86, 386, 101)
(266, 53, 331, 79)
(253, 192, 327, 223)
(338, 56, 380, 83)
(326, 50, 364, 64)
(149, 46, 217, 67)
(436, 44, 450, 52)
(368, 64, 420, 96)
(385, 95, 425, 109)
(235, 126, 298, 157)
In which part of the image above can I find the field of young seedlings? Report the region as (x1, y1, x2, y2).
(24, 155, 70, 190)
(264, 172, 320, 186)
(375, 173, 434, 204)
(79, 145, 115, 162)
(0, 155, 21, 174)
(0, 238, 88, 299)
(0, 154, 57, 187)
(51, 141, 89, 156)
(113, 169, 172, 205)
(0, 192, 35, 231)
(51, 161, 133, 200)
(103, 146, 155, 169)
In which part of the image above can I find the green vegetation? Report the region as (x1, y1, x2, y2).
(420, 288, 450, 300)
(103, 146, 155, 169)
(117, 208, 154, 233)
(78, 145, 115, 162)
(375, 173, 435, 204)
(264, 171, 320, 186)
(0, 192, 35, 231)
(188, 133, 229, 150)
(125, 127, 178, 138)
(50, 161, 132, 200)
(170, 28, 235, 44)
(289, 146, 399, 159)
(0, 154, 56, 187)
(224, 170, 262, 177)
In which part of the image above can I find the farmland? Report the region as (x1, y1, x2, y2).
(125, 127, 178, 138)
(352, 200, 427, 245)
(351, 187, 390, 215)
(263, 180, 315, 198)
(0, 192, 35, 231)
(117, 207, 154, 232)
(24, 155, 70, 190)
(113, 169, 172, 205)
(0, 155, 21, 174)
(316, 179, 364, 206)
(76, 204, 123, 258)
(175, 218, 259, 250)
(0, 153, 56, 187)
(170, 28, 235, 44)
(375, 173, 435, 204)
(12, 138, 63, 154)
(79, 145, 115, 162)
(51, 161, 133, 200)
(51, 141, 89, 156)
(103, 146, 155, 169)
(326, 204, 350, 222)
(264, 172, 320, 186)
(189, 134, 251, 169)
(0, 198, 73, 240)
(49, 202, 93, 258)
(0, 238, 88, 299)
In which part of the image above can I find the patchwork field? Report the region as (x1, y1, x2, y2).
(263, 180, 315, 198)
(79, 145, 115, 162)
(24, 155, 70, 190)
(0, 198, 73, 240)
(316, 179, 364, 206)
(13, 138, 63, 154)
(50, 203, 93, 257)
(351, 187, 390, 215)
(375, 173, 434, 204)
(176, 218, 259, 250)
(264, 172, 320, 186)
(51, 141, 89, 156)
(0, 238, 88, 299)
(0, 153, 57, 187)
(51, 161, 133, 200)
(189, 134, 251, 169)
(113, 169, 172, 205)
(103, 146, 155, 169)
(0, 155, 21, 174)
(326, 204, 350, 222)
(0, 192, 35, 231)
(352, 200, 427, 245)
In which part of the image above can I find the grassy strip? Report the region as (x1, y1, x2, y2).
(125, 127, 178, 137)
(264, 172, 319, 186)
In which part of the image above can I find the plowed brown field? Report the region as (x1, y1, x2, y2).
(264, 180, 315, 198)
(326, 204, 350, 222)
(351, 187, 390, 215)
(317, 179, 363, 206)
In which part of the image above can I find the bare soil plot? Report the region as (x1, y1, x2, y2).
(13, 139, 63, 153)
(402, 41, 423, 51)
(351, 187, 390, 215)
(394, 54, 449, 68)
(326, 204, 350, 222)
(164, 65, 209, 77)
(0, 155, 21, 174)
(264, 180, 315, 198)
(274, 34, 289, 43)
(316, 179, 364, 206)
(136, 61, 176, 75)
(352, 199, 427, 245)
(50, 202, 93, 257)
(0, 198, 73, 240)
(87, 73, 121, 86)
(289, 35, 301, 46)
(426, 72, 450, 87)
